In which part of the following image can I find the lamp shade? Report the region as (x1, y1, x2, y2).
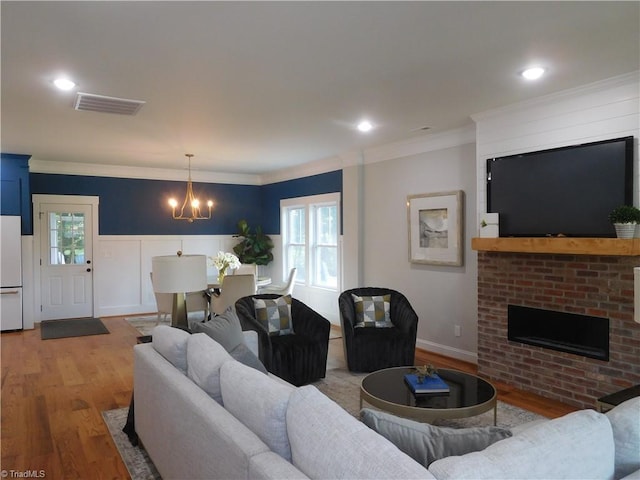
(151, 254, 207, 293)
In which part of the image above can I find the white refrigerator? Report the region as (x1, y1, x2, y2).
(1, 216, 23, 331)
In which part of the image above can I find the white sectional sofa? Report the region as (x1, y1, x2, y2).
(134, 326, 640, 480)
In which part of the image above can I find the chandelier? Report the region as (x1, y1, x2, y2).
(168, 154, 213, 222)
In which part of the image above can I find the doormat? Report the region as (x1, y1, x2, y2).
(41, 317, 110, 340)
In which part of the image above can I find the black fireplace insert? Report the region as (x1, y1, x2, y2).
(507, 305, 609, 361)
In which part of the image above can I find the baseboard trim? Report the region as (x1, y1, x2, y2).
(416, 338, 478, 365)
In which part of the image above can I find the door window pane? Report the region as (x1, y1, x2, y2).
(48, 212, 85, 265)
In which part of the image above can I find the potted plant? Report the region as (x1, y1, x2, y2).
(609, 205, 640, 239)
(232, 219, 274, 266)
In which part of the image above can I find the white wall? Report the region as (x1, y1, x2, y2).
(342, 132, 479, 363)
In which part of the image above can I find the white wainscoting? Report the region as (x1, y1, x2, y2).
(97, 235, 236, 317)
(95, 234, 341, 322)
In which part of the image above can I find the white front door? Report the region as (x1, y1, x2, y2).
(39, 203, 94, 320)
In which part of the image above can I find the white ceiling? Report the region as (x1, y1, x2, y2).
(2, 1, 639, 176)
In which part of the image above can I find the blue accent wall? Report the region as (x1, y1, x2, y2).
(28, 169, 342, 236)
(261, 170, 343, 234)
(1, 154, 31, 234)
(30, 174, 263, 235)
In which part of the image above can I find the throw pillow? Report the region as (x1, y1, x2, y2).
(228, 342, 268, 374)
(253, 295, 294, 336)
(190, 306, 244, 351)
(191, 306, 267, 373)
(360, 408, 512, 467)
(352, 294, 393, 328)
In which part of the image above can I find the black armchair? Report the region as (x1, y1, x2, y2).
(235, 294, 331, 386)
(339, 287, 418, 372)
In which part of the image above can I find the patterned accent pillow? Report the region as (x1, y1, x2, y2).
(352, 294, 393, 328)
(253, 295, 294, 336)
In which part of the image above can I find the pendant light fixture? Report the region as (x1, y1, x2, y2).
(168, 154, 213, 222)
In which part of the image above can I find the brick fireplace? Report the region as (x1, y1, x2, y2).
(476, 248, 640, 409)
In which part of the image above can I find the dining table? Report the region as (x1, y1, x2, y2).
(206, 276, 271, 290)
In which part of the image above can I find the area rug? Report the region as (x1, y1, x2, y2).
(125, 315, 169, 336)
(103, 367, 544, 479)
(40, 317, 109, 340)
(102, 408, 160, 480)
(312, 368, 545, 428)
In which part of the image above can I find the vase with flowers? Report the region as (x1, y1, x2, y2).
(209, 251, 241, 285)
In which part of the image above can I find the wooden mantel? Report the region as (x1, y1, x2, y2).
(471, 237, 640, 256)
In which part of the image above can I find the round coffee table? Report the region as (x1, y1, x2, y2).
(360, 367, 497, 424)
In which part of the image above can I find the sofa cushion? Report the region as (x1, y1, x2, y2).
(191, 307, 267, 373)
(286, 385, 434, 479)
(361, 408, 512, 467)
(186, 333, 232, 404)
(428, 409, 615, 479)
(220, 360, 295, 461)
(352, 293, 393, 328)
(606, 396, 640, 479)
(253, 295, 294, 336)
(151, 325, 190, 374)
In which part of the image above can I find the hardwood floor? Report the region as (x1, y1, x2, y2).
(1, 319, 578, 479)
(1, 317, 136, 479)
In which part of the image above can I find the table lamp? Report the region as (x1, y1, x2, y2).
(151, 252, 207, 329)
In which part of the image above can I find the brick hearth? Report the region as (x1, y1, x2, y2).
(477, 252, 640, 409)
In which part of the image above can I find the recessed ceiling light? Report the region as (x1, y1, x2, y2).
(520, 67, 546, 80)
(54, 78, 76, 90)
(357, 120, 373, 133)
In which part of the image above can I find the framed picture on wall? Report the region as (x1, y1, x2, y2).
(407, 190, 464, 266)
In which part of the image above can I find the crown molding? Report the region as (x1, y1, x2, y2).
(361, 124, 476, 165)
(29, 123, 478, 186)
(28, 159, 262, 185)
(472, 71, 640, 122)
(260, 155, 344, 185)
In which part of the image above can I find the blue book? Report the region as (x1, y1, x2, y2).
(404, 373, 450, 394)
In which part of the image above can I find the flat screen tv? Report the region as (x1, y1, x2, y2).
(487, 136, 634, 237)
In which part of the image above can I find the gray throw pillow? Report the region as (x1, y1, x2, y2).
(229, 342, 268, 374)
(190, 306, 244, 351)
(191, 307, 267, 373)
(361, 408, 512, 467)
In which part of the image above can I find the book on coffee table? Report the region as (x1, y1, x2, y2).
(404, 373, 450, 394)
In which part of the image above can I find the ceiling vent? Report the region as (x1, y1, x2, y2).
(74, 92, 145, 115)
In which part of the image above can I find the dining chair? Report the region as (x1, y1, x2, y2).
(150, 272, 172, 325)
(185, 290, 210, 326)
(233, 263, 258, 277)
(258, 267, 297, 296)
(210, 274, 256, 315)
